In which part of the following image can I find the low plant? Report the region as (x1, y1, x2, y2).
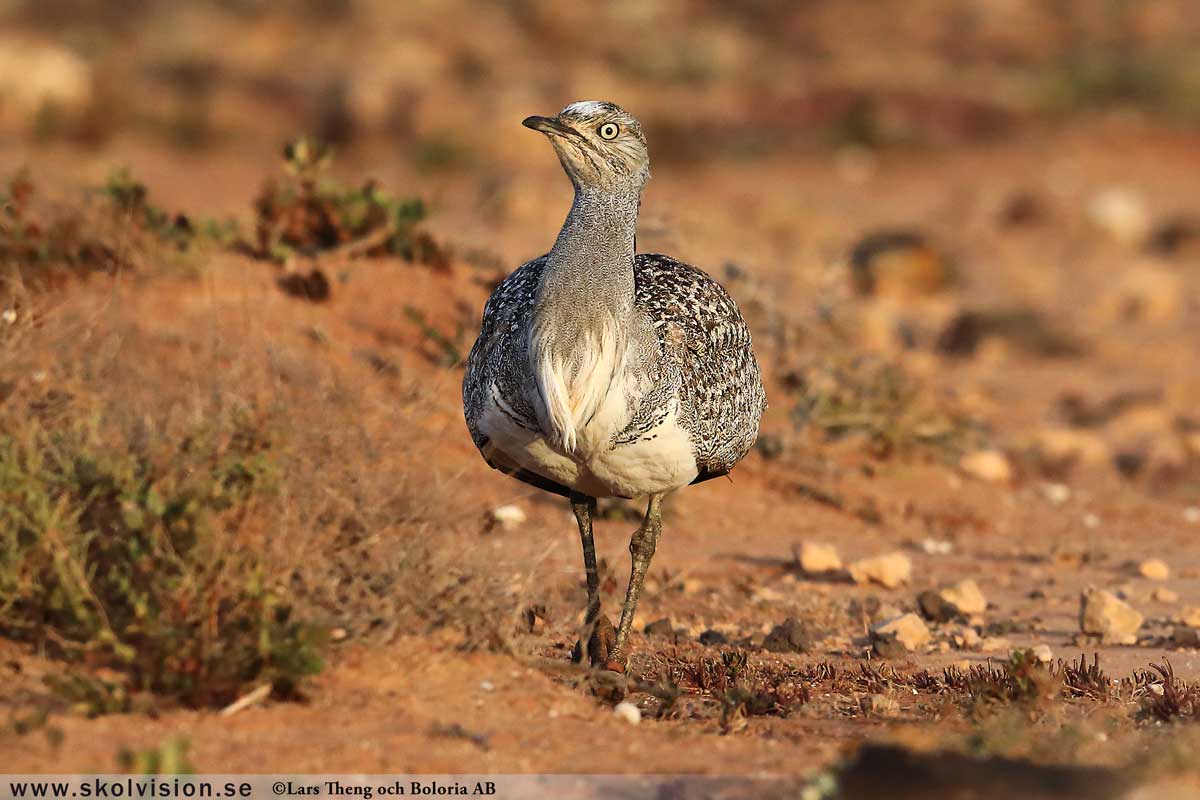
(0, 416, 324, 709)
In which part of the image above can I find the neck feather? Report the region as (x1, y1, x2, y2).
(529, 183, 641, 452)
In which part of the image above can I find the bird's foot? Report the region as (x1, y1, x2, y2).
(571, 615, 618, 670)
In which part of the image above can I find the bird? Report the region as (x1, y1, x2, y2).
(463, 100, 766, 673)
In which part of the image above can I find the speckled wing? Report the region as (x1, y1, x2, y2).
(462, 255, 546, 451)
(624, 254, 767, 477)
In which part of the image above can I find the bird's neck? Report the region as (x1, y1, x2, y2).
(540, 186, 639, 308)
(529, 184, 641, 452)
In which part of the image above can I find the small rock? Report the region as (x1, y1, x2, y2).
(698, 629, 728, 647)
(1180, 607, 1200, 627)
(1152, 588, 1179, 604)
(330, 627, 348, 642)
(681, 577, 704, 594)
(479, 680, 495, 692)
(1079, 588, 1143, 645)
(940, 579, 988, 616)
(921, 538, 953, 555)
(1172, 627, 1200, 648)
(763, 617, 811, 654)
(1184, 506, 1200, 525)
(917, 590, 962, 623)
(1035, 428, 1111, 467)
(1138, 559, 1170, 581)
(871, 613, 931, 657)
(798, 542, 843, 575)
(489, 504, 526, 531)
(1031, 644, 1054, 663)
(613, 701, 641, 725)
(959, 450, 1013, 484)
(0, 36, 93, 120)
(979, 636, 1011, 653)
(848, 229, 954, 299)
(848, 552, 912, 589)
(643, 618, 674, 638)
(1041, 483, 1071, 505)
(951, 625, 982, 650)
(1088, 187, 1149, 244)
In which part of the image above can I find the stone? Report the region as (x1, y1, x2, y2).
(951, 626, 982, 650)
(1087, 187, 1149, 243)
(979, 636, 1011, 653)
(940, 579, 988, 616)
(1152, 588, 1179, 604)
(763, 618, 811, 654)
(1079, 588, 1143, 645)
(489, 504, 526, 531)
(643, 618, 674, 638)
(1179, 607, 1200, 627)
(1041, 483, 1071, 505)
(698, 629, 728, 647)
(918, 590, 961, 623)
(613, 701, 641, 725)
(0, 36, 93, 121)
(921, 538, 953, 555)
(1034, 428, 1110, 467)
(1138, 559, 1170, 581)
(1172, 627, 1200, 648)
(871, 613, 931, 657)
(1031, 644, 1054, 663)
(848, 552, 912, 589)
(959, 450, 1013, 484)
(798, 542, 842, 575)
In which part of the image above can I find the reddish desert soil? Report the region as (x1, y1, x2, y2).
(3, 124, 1200, 783)
(1, 3, 1200, 790)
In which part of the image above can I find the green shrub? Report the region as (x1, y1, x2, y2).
(0, 418, 323, 709)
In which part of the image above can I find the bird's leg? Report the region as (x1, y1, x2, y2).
(607, 493, 664, 672)
(570, 493, 615, 666)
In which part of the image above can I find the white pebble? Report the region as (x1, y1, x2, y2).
(1041, 483, 1071, 505)
(490, 504, 527, 531)
(1082, 513, 1100, 529)
(479, 680, 494, 692)
(1, 308, 16, 325)
(613, 701, 641, 726)
(1184, 507, 1200, 525)
(921, 538, 953, 555)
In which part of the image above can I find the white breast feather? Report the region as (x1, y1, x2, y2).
(532, 321, 624, 455)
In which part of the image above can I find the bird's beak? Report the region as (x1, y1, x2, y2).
(522, 115, 575, 138)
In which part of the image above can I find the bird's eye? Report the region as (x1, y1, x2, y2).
(598, 123, 620, 140)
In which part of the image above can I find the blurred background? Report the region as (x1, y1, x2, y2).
(5, 0, 1200, 777)
(2, 0, 1200, 491)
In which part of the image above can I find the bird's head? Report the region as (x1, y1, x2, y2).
(522, 101, 649, 193)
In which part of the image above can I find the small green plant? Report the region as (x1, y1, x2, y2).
(0, 418, 324, 709)
(247, 137, 449, 269)
(0, 169, 123, 285)
(99, 168, 197, 251)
